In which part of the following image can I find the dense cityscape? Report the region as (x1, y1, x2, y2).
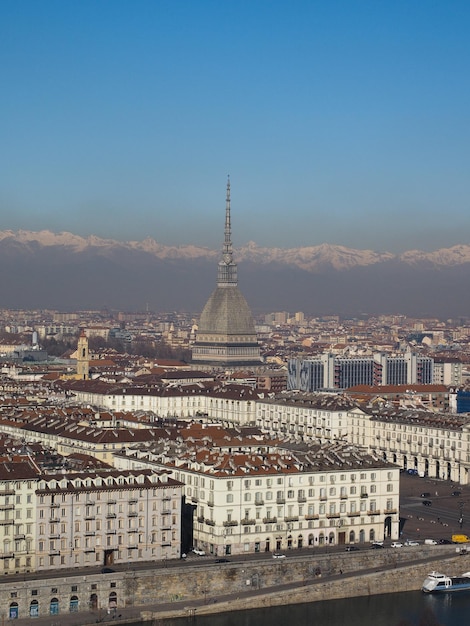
(1, 188, 470, 622)
(3, 2, 470, 624)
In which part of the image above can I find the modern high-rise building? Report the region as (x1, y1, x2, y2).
(288, 352, 434, 391)
(192, 179, 262, 367)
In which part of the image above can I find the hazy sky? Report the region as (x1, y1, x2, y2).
(2, 1, 470, 252)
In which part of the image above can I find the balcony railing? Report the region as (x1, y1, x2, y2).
(304, 514, 319, 520)
(284, 516, 299, 523)
(205, 519, 215, 527)
(368, 510, 380, 516)
(223, 520, 238, 527)
(263, 517, 277, 524)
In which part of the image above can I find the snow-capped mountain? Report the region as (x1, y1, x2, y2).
(0, 229, 469, 271)
(0, 229, 468, 316)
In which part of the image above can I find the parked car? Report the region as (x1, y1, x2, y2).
(438, 539, 452, 545)
(391, 542, 403, 548)
(420, 492, 431, 498)
(192, 548, 206, 556)
(215, 558, 230, 563)
(404, 540, 420, 546)
(424, 539, 438, 545)
(345, 546, 360, 551)
(272, 552, 286, 559)
(422, 500, 432, 506)
(452, 491, 462, 497)
(101, 567, 115, 574)
(370, 543, 384, 549)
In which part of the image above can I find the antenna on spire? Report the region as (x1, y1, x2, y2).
(224, 175, 232, 255)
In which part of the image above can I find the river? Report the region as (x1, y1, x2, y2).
(136, 590, 470, 626)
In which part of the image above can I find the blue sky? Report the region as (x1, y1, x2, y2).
(1, 0, 469, 252)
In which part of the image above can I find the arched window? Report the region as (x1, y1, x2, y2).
(50, 598, 59, 615)
(109, 591, 117, 609)
(30, 600, 39, 618)
(9, 603, 19, 619)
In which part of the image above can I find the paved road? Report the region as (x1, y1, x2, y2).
(399, 472, 470, 542)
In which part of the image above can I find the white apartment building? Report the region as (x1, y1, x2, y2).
(255, 393, 353, 441)
(115, 434, 400, 555)
(348, 405, 470, 485)
(432, 359, 463, 386)
(62, 380, 259, 424)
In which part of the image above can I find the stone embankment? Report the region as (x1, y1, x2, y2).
(3, 546, 468, 626)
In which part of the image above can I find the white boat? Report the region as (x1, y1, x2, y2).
(422, 570, 470, 593)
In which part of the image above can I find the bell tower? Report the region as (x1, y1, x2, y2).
(76, 328, 90, 380)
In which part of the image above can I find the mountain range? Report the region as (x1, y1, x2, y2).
(0, 229, 469, 318)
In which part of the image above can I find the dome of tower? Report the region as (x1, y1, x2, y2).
(198, 286, 256, 335)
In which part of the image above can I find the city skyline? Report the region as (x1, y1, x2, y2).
(2, 1, 470, 253)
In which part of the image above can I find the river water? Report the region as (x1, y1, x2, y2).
(137, 590, 470, 626)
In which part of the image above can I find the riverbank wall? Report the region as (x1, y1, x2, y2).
(2, 545, 467, 624)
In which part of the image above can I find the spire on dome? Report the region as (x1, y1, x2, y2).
(223, 175, 232, 262)
(217, 176, 238, 286)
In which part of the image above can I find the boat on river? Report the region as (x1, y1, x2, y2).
(422, 571, 470, 593)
